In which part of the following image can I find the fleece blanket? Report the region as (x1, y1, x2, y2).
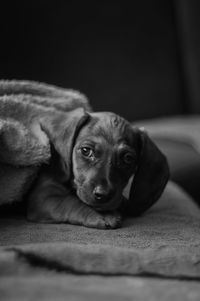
(0, 80, 90, 205)
(1, 182, 200, 300)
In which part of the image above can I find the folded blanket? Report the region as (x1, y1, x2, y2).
(0, 80, 90, 205)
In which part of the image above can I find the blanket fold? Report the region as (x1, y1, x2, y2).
(0, 182, 200, 280)
(0, 80, 90, 205)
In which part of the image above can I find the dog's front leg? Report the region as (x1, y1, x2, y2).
(27, 176, 121, 229)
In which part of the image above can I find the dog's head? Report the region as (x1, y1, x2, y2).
(41, 108, 169, 216)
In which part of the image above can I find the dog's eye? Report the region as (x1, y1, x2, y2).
(123, 153, 135, 165)
(81, 147, 93, 157)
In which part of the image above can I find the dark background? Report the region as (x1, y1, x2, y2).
(1, 0, 200, 121)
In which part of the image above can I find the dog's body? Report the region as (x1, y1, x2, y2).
(27, 109, 169, 229)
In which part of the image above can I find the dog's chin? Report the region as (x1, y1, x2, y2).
(92, 203, 120, 212)
(76, 189, 122, 212)
(85, 200, 120, 212)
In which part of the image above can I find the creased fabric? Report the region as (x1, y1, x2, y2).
(0, 182, 200, 280)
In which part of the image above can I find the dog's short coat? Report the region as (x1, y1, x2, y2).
(27, 108, 169, 229)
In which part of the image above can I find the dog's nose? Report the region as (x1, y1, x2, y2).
(93, 186, 114, 202)
(94, 191, 107, 201)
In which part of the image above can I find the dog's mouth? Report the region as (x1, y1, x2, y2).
(91, 202, 120, 212)
(76, 188, 122, 212)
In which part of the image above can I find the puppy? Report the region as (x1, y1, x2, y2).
(27, 108, 169, 229)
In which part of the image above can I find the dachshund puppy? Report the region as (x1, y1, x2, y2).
(27, 108, 169, 229)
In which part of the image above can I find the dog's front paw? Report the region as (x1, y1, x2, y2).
(85, 211, 122, 229)
(102, 212, 122, 229)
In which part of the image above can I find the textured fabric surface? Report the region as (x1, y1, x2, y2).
(0, 80, 90, 205)
(1, 182, 200, 300)
(1, 274, 200, 301)
(1, 182, 200, 279)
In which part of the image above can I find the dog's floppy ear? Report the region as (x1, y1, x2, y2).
(40, 108, 89, 180)
(126, 128, 169, 216)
